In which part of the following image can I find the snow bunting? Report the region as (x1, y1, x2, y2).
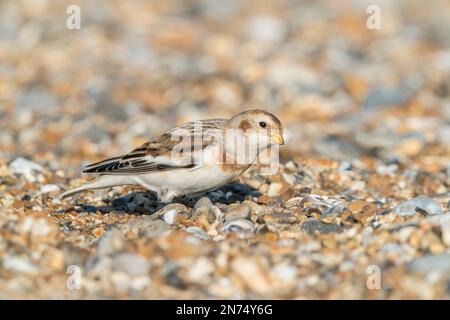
(59, 109, 284, 202)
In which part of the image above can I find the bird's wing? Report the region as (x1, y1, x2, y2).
(83, 119, 227, 175)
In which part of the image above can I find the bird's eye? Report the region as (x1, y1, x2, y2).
(259, 121, 267, 128)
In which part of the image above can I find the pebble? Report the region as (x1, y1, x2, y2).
(267, 182, 283, 197)
(426, 214, 450, 225)
(257, 194, 272, 205)
(185, 226, 209, 240)
(2, 256, 39, 274)
(224, 204, 250, 221)
(141, 219, 171, 238)
(158, 203, 189, 216)
(194, 197, 213, 211)
(301, 219, 345, 235)
(441, 222, 450, 247)
(9, 157, 44, 182)
(271, 263, 297, 285)
(231, 257, 272, 295)
(40, 184, 60, 194)
(394, 197, 444, 216)
(163, 209, 177, 225)
(112, 253, 151, 277)
(127, 216, 171, 238)
(264, 212, 298, 224)
(96, 228, 125, 256)
(313, 136, 362, 161)
(186, 257, 215, 284)
(408, 254, 450, 275)
(393, 133, 425, 157)
(246, 15, 288, 44)
(219, 219, 255, 234)
(363, 86, 412, 111)
(41, 248, 65, 272)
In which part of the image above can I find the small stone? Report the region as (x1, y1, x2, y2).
(393, 133, 425, 157)
(158, 203, 189, 216)
(264, 212, 298, 224)
(314, 135, 362, 161)
(193, 197, 213, 211)
(130, 276, 151, 291)
(185, 226, 209, 240)
(40, 184, 60, 194)
(348, 201, 378, 223)
(257, 194, 272, 205)
(219, 219, 254, 234)
(128, 217, 171, 238)
(142, 219, 171, 238)
(301, 218, 344, 235)
(112, 252, 151, 277)
(241, 200, 263, 215)
(92, 227, 105, 238)
(163, 209, 177, 225)
(363, 86, 412, 111)
(96, 228, 125, 256)
(231, 257, 272, 295)
(442, 223, 450, 247)
(19, 216, 57, 242)
(267, 182, 283, 197)
(41, 248, 65, 272)
(426, 214, 450, 225)
(408, 254, 450, 275)
(2, 255, 39, 274)
(186, 257, 215, 284)
(394, 197, 444, 217)
(246, 15, 287, 44)
(225, 204, 250, 221)
(9, 157, 44, 182)
(110, 271, 131, 292)
(271, 263, 297, 285)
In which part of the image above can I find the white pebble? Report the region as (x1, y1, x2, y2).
(40, 184, 60, 194)
(163, 209, 177, 225)
(267, 182, 283, 196)
(9, 157, 44, 182)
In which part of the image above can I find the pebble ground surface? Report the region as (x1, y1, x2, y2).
(0, 1, 450, 299)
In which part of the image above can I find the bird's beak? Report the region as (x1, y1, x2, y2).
(273, 132, 285, 145)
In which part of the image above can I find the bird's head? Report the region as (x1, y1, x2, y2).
(228, 109, 284, 151)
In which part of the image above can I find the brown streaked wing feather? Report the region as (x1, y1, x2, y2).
(83, 119, 227, 175)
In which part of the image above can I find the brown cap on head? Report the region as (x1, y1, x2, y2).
(232, 109, 282, 128)
(228, 109, 284, 145)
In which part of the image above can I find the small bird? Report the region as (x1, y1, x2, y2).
(59, 109, 284, 202)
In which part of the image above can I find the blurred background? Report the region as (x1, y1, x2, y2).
(0, 0, 449, 171)
(0, 0, 450, 300)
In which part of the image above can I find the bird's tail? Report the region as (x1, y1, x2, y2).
(57, 176, 127, 199)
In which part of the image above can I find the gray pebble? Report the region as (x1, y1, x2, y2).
(193, 197, 213, 211)
(394, 197, 444, 216)
(112, 252, 151, 276)
(96, 228, 125, 257)
(2, 255, 40, 274)
(219, 218, 254, 234)
(301, 219, 345, 235)
(185, 226, 209, 240)
(426, 213, 450, 225)
(141, 219, 171, 238)
(363, 86, 412, 112)
(408, 254, 450, 275)
(128, 217, 171, 238)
